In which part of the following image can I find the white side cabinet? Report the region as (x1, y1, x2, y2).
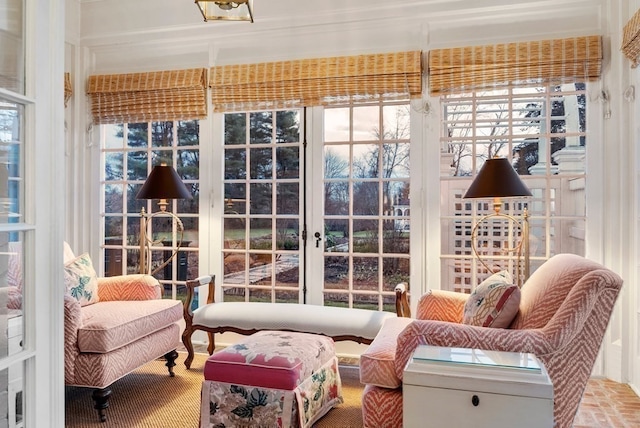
(403, 345, 554, 428)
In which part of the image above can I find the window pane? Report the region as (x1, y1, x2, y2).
(0, 99, 23, 223)
(324, 108, 349, 142)
(353, 105, 378, 141)
(0, 0, 24, 94)
(250, 112, 272, 144)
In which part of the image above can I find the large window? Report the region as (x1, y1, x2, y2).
(220, 101, 411, 312)
(440, 84, 587, 293)
(101, 121, 200, 302)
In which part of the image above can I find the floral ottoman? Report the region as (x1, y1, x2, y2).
(200, 331, 343, 428)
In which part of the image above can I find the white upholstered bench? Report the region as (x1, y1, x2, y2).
(181, 275, 409, 369)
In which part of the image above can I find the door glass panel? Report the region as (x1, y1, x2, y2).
(222, 110, 302, 303)
(323, 102, 411, 311)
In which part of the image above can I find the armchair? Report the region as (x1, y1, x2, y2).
(63, 242, 182, 422)
(359, 254, 623, 428)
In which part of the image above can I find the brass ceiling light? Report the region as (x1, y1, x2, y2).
(195, 0, 254, 22)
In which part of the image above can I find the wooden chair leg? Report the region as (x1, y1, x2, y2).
(181, 327, 195, 369)
(164, 350, 178, 377)
(92, 387, 112, 422)
(207, 332, 215, 355)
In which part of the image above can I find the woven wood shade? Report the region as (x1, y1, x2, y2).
(64, 72, 72, 107)
(428, 36, 602, 96)
(622, 9, 640, 67)
(209, 51, 422, 112)
(87, 68, 208, 124)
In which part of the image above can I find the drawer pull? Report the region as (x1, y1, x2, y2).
(472, 395, 480, 406)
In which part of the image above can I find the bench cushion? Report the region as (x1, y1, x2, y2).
(204, 331, 336, 390)
(193, 302, 396, 341)
(359, 317, 413, 388)
(78, 299, 182, 353)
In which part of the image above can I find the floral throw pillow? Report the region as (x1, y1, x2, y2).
(463, 270, 520, 328)
(64, 253, 100, 306)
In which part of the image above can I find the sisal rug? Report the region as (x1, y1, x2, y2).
(65, 352, 364, 428)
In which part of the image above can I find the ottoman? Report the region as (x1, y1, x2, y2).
(200, 331, 343, 428)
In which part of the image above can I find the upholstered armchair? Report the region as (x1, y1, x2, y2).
(63, 242, 182, 422)
(359, 254, 623, 428)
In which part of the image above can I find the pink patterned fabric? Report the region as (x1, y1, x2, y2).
(414, 289, 468, 321)
(77, 299, 182, 353)
(72, 324, 180, 388)
(97, 274, 162, 301)
(359, 317, 412, 388)
(360, 254, 623, 428)
(64, 242, 181, 396)
(201, 331, 342, 428)
(361, 384, 402, 428)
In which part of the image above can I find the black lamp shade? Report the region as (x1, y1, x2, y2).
(136, 164, 193, 200)
(463, 158, 532, 199)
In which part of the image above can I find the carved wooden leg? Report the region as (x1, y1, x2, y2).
(164, 350, 178, 377)
(207, 332, 215, 355)
(181, 326, 195, 369)
(92, 387, 112, 423)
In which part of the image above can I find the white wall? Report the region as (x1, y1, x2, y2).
(64, 0, 639, 392)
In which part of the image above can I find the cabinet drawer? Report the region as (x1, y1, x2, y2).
(403, 385, 553, 428)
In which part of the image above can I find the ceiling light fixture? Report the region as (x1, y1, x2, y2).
(195, 0, 254, 22)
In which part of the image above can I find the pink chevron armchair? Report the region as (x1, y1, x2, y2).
(359, 254, 623, 428)
(63, 242, 183, 422)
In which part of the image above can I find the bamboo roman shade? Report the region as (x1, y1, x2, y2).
(622, 9, 640, 67)
(86, 68, 208, 124)
(428, 35, 602, 96)
(64, 72, 72, 107)
(209, 51, 422, 112)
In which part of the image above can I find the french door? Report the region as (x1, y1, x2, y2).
(220, 101, 411, 312)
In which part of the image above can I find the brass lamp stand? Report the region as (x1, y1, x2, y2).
(464, 158, 532, 287)
(136, 164, 193, 276)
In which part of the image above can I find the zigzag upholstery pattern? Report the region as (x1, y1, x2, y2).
(63, 241, 181, 420)
(359, 317, 412, 388)
(362, 384, 402, 428)
(360, 254, 623, 428)
(415, 289, 468, 321)
(97, 274, 162, 300)
(71, 324, 180, 388)
(77, 299, 181, 352)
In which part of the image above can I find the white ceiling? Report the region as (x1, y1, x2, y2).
(73, 0, 606, 73)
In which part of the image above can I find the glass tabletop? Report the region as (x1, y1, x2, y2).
(412, 345, 542, 372)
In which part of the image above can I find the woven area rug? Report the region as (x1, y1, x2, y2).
(65, 352, 363, 427)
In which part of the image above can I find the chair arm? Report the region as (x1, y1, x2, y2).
(415, 289, 469, 322)
(97, 274, 161, 301)
(64, 295, 82, 384)
(183, 275, 216, 326)
(394, 320, 551, 381)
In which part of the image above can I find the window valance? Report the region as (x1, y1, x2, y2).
(209, 51, 422, 112)
(622, 9, 640, 67)
(428, 35, 602, 96)
(86, 68, 208, 124)
(64, 72, 72, 107)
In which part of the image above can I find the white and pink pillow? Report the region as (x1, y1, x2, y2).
(462, 270, 521, 328)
